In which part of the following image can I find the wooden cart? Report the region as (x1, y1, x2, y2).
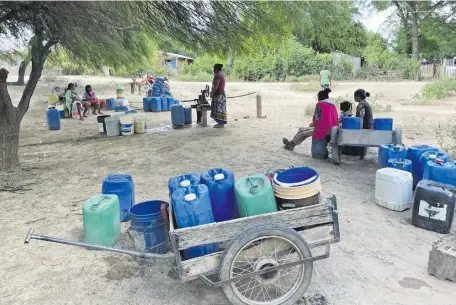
(25, 196, 340, 305)
(329, 125, 403, 165)
(168, 195, 340, 305)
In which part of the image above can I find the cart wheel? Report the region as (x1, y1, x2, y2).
(218, 224, 313, 305)
(330, 126, 341, 165)
(393, 126, 403, 145)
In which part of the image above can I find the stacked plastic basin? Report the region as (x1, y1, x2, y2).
(201, 168, 237, 222)
(341, 117, 362, 129)
(102, 174, 135, 222)
(373, 118, 393, 130)
(83, 194, 121, 247)
(406, 145, 439, 188)
(387, 158, 412, 173)
(378, 144, 406, 168)
(423, 159, 456, 187)
(171, 185, 218, 259)
(272, 167, 322, 209)
(235, 174, 278, 217)
(417, 151, 451, 186)
(129, 200, 170, 254)
(171, 104, 185, 127)
(46, 108, 61, 130)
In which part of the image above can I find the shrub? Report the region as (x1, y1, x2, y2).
(436, 115, 456, 159)
(422, 78, 456, 100)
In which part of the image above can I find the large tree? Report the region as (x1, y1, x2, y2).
(0, 1, 278, 171)
(373, 0, 456, 59)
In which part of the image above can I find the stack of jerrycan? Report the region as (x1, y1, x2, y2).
(171, 185, 218, 259)
(378, 144, 406, 169)
(406, 145, 439, 189)
(168, 173, 201, 197)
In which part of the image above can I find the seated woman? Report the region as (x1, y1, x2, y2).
(283, 88, 339, 159)
(65, 83, 88, 120)
(82, 85, 103, 115)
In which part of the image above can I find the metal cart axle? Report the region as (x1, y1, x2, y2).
(24, 228, 172, 259)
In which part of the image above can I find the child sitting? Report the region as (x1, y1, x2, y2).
(339, 101, 352, 122)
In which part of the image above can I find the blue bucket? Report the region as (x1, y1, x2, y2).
(129, 201, 170, 254)
(273, 167, 319, 187)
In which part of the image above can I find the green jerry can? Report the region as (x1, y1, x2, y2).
(234, 174, 278, 217)
(82, 194, 121, 247)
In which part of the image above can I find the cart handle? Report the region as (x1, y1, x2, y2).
(199, 243, 330, 288)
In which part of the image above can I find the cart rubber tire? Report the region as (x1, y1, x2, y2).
(330, 126, 341, 165)
(393, 126, 403, 145)
(218, 223, 313, 305)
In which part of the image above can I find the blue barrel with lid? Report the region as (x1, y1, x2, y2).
(106, 98, 116, 110)
(378, 144, 406, 168)
(161, 97, 169, 112)
(341, 117, 362, 129)
(423, 159, 456, 187)
(184, 107, 192, 124)
(46, 108, 61, 130)
(151, 97, 162, 112)
(143, 98, 152, 112)
(171, 185, 218, 259)
(417, 152, 451, 186)
(129, 200, 170, 254)
(171, 104, 185, 127)
(407, 145, 439, 188)
(168, 173, 201, 196)
(387, 158, 412, 173)
(201, 168, 237, 222)
(102, 174, 135, 222)
(373, 118, 393, 130)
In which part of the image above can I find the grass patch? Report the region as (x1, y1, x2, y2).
(422, 78, 456, 100)
(291, 79, 321, 92)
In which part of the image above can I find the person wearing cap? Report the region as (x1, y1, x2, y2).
(210, 64, 227, 128)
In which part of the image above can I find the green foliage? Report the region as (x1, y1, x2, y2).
(362, 32, 419, 79)
(422, 78, 456, 100)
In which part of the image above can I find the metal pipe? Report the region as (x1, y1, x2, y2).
(24, 228, 172, 259)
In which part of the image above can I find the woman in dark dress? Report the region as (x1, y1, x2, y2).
(210, 64, 227, 128)
(354, 89, 373, 159)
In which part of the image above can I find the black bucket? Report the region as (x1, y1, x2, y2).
(97, 115, 111, 134)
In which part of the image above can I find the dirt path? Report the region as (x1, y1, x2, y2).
(1, 77, 455, 305)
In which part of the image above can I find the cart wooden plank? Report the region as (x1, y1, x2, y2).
(173, 204, 333, 250)
(179, 224, 335, 281)
(339, 129, 392, 147)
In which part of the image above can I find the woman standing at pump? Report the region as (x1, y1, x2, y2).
(210, 64, 227, 128)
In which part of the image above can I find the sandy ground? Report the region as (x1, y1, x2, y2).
(1, 76, 456, 305)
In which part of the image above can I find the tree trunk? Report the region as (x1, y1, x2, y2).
(0, 76, 20, 171)
(16, 60, 29, 86)
(409, 1, 419, 60)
